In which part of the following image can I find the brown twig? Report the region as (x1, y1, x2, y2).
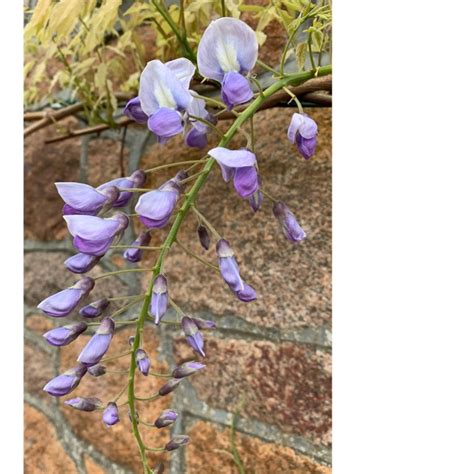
(24, 103, 84, 137)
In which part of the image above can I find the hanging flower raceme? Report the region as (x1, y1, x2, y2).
(123, 230, 152, 263)
(184, 93, 213, 149)
(181, 316, 205, 357)
(37, 277, 94, 317)
(272, 201, 306, 243)
(138, 58, 195, 143)
(135, 172, 186, 229)
(79, 297, 110, 318)
(136, 349, 151, 376)
(43, 364, 87, 397)
(150, 274, 168, 324)
(155, 410, 178, 428)
(97, 170, 146, 208)
(64, 253, 101, 274)
(77, 317, 115, 367)
(172, 361, 205, 379)
(197, 18, 258, 109)
(65, 397, 102, 412)
(208, 148, 260, 199)
(103, 402, 120, 426)
(43, 322, 87, 347)
(288, 113, 318, 160)
(64, 212, 129, 256)
(216, 239, 257, 302)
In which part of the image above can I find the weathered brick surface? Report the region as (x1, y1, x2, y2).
(24, 404, 77, 473)
(24, 341, 56, 405)
(186, 420, 331, 474)
(174, 336, 332, 447)
(84, 456, 106, 474)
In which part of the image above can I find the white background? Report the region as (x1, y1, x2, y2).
(4, 1, 474, 471)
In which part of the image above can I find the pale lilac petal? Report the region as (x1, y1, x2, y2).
(208, 147, 256, 170)
(123, 230, 151, 263)
(235, 283, 257, 302)
(197, 18, 258, 82)
(43, 322, 87, 346)
(97, 177, 133, 207)
(221, 72, 253, 109)
(135, 190, 178, 222)
(73, 235, 114, 256)
(148, 108, 183, 139)
(165, 58, 196, 89)
(77, 318, 115, 366)
(218, 256, 244, 292)
(55, 183, 107, 213)
(64, 215, 120, 241)
(37, 288, 83, 317)
(287, 113, 305, 143)
(233, 166, 259, 198)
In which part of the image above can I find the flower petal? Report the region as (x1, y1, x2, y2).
(37, 288, 83, 317)
(64, 215, 120, 240)
(208, 147, 256, 169)
(221, 72, 253, 109)
(165, 58, 196, 89)
(124, 97, 148, 123)
(72, 235, 114, 256)
(135, 190, 178, 221)
(148, 108, 183, 139)
(233, 166, 259, 198)
(64, 253, 100, 273)
(55, 183, 107, 213)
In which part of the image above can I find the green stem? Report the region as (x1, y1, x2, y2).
(144, 160, 204, 174)
(94, 268, 154, 281)
(126, 68, 325, 474)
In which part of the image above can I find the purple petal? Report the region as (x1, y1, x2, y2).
(235, 283, 257, 302)
(135, 189, 178, 224)
(233, 166, 259, 198)
(64, 215, 121, 241)
(218, 255, 244, 292)
(154, 409, 178, 428)
(43, 322, 87, 346)
(124, 97, 148, 123)
(296, 133, 317, 160)
(65, 397, 102, 412)
(148, 108, 183, 140)
(197, 18, 258, 82)
(123, 230, 151, 263)
(103, 402, 120, 426)
(62, 204, 98, 216)
(172, 361, 206, 378)
(208, 147, 256, 169)
(37, 287, 83, 317)
(55, 183, 107, 213)
(273, 201, 306, 243)
(185, 127, 208, 149)
(43, 365, 87, 397)
(287, 113, 306, 143)
(72, 235, 114, 256)
(221, 71, 253, 109)
(97, 177, 133, 207)
(77, 318, 115, 366)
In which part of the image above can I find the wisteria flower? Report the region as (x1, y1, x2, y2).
(64, 253, 101, 274)
(182, 316, 205, 357)
(43, 364, 87, 397)
(150, 274, 168, 324)
(103, 402, 120, 426)
(138, 58, 195, 143)
(43, 322, 87, 346)
(165, 435, 190, 451)
(155, 410, 178, 428)
(192, 317, 216, 330)
(64, 212, 129, 256)
(208, 147, 259, 198)
(197, 18, 258, 109)
(79, 298, 110, 318)
(37, 277, 95, 317)
(65, 397, 102, 412)
(136, 349, 151, 376)
(185, 93, 213, 149)
(272, 201, 306, 243)
(216, 239, 257, 302)
(135, 172, 186, 228)
(123, 230, 151, 263)
(158, 377, 182, 396)
(97, 170, 146, 208)
(288, 113, 318, 159)
(87, 364, 106, 377)
(172, 361, 206, 379)
(77, 317, 115, 366)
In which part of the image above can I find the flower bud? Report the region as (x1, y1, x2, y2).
(197, 225, 210, 250)
(136, 349, 151, 376)
(77, 317, 115, 366)
(158, 378, 182, 396)
(123, 230, 152, 263)
(192, 317, 216, 330)
(248, 189, 263, 212)
(37, 277, 95, 317)
(43, 322, 87, 346)
(64, 253, 101, 274)
(150, 274, 168, 325)
(287, 112, 318, 159)
(87, 364, 106, 377)
(172, 361, 206, 379)
(181, 316, 205, 357)
(103, 402, 120, 426)
(165, 435, 190, 451)
(154, 409, 178, 428)
(128, 336, 135, 346)
(43, 364, 87, 397)
(272, 201, 306, 243)
(79, 298, 110, 318)
(64, 397, 102, 412)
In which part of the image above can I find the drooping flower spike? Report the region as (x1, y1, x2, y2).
(136, 349, 151, 376)
(181, 316, 205, 357)
(208, 147, 259, 199)
(216, 239, 257, 302)
(65, 397, 102, 412)
(123, 230, 152, 263)
(43, 322, 87, 347)
(79, 297, 110, 318)
(272, 201, 306, 243)
(64, 253, 101, 274)
(135, 172, 186, 229)
(155, 409, 178, 428)
(37, 277, 95, 317)
(43, 364, 87, 397)
(197, 18, 258, 109)
(103, 402, 120, 426)
(150, 274, 168, 324)
(138, 58, 195, 143)
(64, 212, 129, 256)
(97, 170, 146, 208)
(288, 113, 318, 160)
(77, 317, 115, 367)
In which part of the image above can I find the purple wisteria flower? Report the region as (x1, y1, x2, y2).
(56, 182, 119, 216)
(77, 317, 115, 366)
(124, 97, 148, 124)
(136, 349, 151, 376)
(79, 297, 110, 318)
(192, 317, 216, 330)
(208, 147, 259, 199)
(197, 225, 210, 250)
(97, 170, 146, 208)
(165, 435, 190, 451)
(87, 364, 106, 377)
(150, 274, 168, 324)
(181, 316, 205, 357)
(154, 409, 178, 428)
(123, 230, 152, 263)
(184, 93, 213, 149)
(288, 113, 318, 159)
(103, 402, 120, 426)
(64, 397, 102, 412)
(43, 364, 87, 397)
(64, 212, 129, 256)
(64, 253, 101, 274)
(135, 172, 186, 228)
(43, 322, 87, 346)
(216, 239, 257, 302)
(172, 361, 206, 379)
(37, 277, 95, 317)
(138, 58, 195, 143)
(158, 378, 182, 396)
(197, 18, 258, 109)
(272, 201, 306, 243)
